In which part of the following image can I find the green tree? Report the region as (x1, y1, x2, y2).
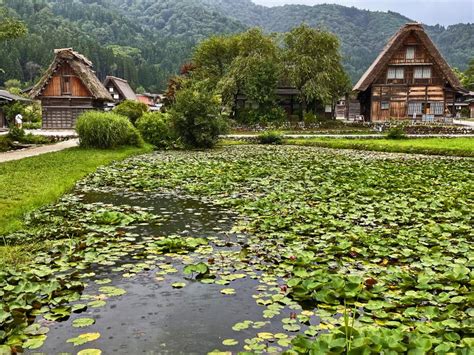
(0, 7, 27, 42)
(169, 84, 227, 149)
(283, 24, 348, 116)
(113, 100, 148, 125)
(463, 59, 474, 90)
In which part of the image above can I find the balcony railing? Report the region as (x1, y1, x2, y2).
(389, 58, 433, 65)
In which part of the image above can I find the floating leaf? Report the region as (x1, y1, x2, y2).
(66, 333, 101, 346)
(222, 339, 239, 346)
(220, 288, 236, 295)
(23, 335, 47, 349)
(77, 350, 102, 355)
(172, 282, 186, 289)
(72, 318, 96, 328)
(98, 286, 127, 297)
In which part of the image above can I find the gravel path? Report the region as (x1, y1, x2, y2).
(0, 139, 79, 163)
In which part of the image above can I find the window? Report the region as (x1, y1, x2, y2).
(414, 66, 431, 79)
(408, 102, 423, 115)
(387, 67, 404, 79)
(381, 101, 389, 110)
(406, 46, 415, 60)
(109, 87, 114, 93)
(113, 94, 119, 99)
(431, 101, 444, 115)
(61, 76, 71, 95)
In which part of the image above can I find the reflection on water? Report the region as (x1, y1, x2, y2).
(37, 192, 290, 354)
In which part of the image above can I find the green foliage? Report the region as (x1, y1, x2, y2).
(0, 135, 13, 152)
(3, 101, 42, 126)
(169, 86, 227, 149)
(461, 58, 474, 90)
(386, 126, 407, 140)
(0, 1, 471, 90)
(76, 111, 144, 149)
(0, 7, 27, 42)
(113, 100, 148, 126)
(258, 131, 284, 145)
(283, 24, 349, 112)
(7, 126, 25, 141)
(136, 112, 175, 149)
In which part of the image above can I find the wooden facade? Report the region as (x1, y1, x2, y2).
(30, 49, 112, 129)
(354, 24, 467, 122)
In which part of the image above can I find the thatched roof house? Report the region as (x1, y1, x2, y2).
(31, 48, 112, 129)
(103, 76, 137, 104)
(353, 23, 467, 122)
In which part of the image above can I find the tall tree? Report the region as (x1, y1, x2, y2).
(283, 24, 348, 116)
(463, 59, 474, 90)
(0, 7, 27, 42)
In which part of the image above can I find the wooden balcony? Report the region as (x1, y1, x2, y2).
(389, 58, 433, 66)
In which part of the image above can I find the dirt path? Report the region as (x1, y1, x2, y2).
(0, 139, 79, 163)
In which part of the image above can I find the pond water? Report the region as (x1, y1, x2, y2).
(34, 192, 302, 354)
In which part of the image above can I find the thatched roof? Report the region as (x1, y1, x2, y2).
(30, 48, 113, 101)
(353, 23, 465, 92)
(104, 76, 137, 101)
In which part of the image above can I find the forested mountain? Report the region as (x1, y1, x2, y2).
(0, 0, 472, 91)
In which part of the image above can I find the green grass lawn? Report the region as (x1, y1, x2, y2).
(0, 145, 152, 236)
(286, 137, 474, 157)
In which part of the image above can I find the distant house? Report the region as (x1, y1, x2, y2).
(0, 90, 31, 128)
(137, 93, 163, 111)
(103, 76, 137, 104)
(30, 48, 113, 129)
(353, 23, 467, 122)
(235, 86, 301, 118)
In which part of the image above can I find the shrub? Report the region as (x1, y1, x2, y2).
(136, 112, 176, 149)
(261, 107, 287, 124)
(170, 87, 228, 149)
(7, 126, 25, 141)
(113, 100, 149, 125)
(0, 136, 12, 152)
(386, 126, 407, 140)
(258, 131, 284, 145)
(76, 111, 144, 149)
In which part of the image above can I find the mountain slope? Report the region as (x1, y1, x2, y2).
(1, 0, 472, 91)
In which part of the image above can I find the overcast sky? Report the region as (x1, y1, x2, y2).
(252, 0, 474, 26)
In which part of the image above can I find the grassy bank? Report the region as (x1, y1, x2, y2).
(0, 145, 151, 236)
(286, 137, 474, 157)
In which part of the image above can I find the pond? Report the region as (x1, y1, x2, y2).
(33, 191, 306, 354)
(2, 146, 472, 354)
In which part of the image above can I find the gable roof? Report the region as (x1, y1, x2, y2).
(0, 90, 31, 102)
(104, 76, 137, 101)
(353, 23, 465, 92)
(30, 48, 113, 101)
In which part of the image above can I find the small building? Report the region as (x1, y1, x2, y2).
(103, 76, 137, 104)
(137, 93, 163, 111)
(30, 48, 113, 129)
(0, 90, 32, 128)
(353, 23, 467, 122)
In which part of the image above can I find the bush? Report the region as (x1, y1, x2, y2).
(136, 112, 175, 148)
(7, 126, 25, 141)
(236, 107, 287, 125)
(386, 126, 407, 140)
(258, 131, 284, 145)
(113, 100, 148, 125)
(0, 136, 13, 152)
(76, 111, 144, 149)
(169, 87, 227, 149)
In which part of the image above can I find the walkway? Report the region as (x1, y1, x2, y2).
(0, 139, 79, 163)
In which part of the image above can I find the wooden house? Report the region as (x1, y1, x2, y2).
(103, 76, 137, 104)
(353, 23, 467, 122)
(0, 90, 32, 128)
(30, 48, 112, 129)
